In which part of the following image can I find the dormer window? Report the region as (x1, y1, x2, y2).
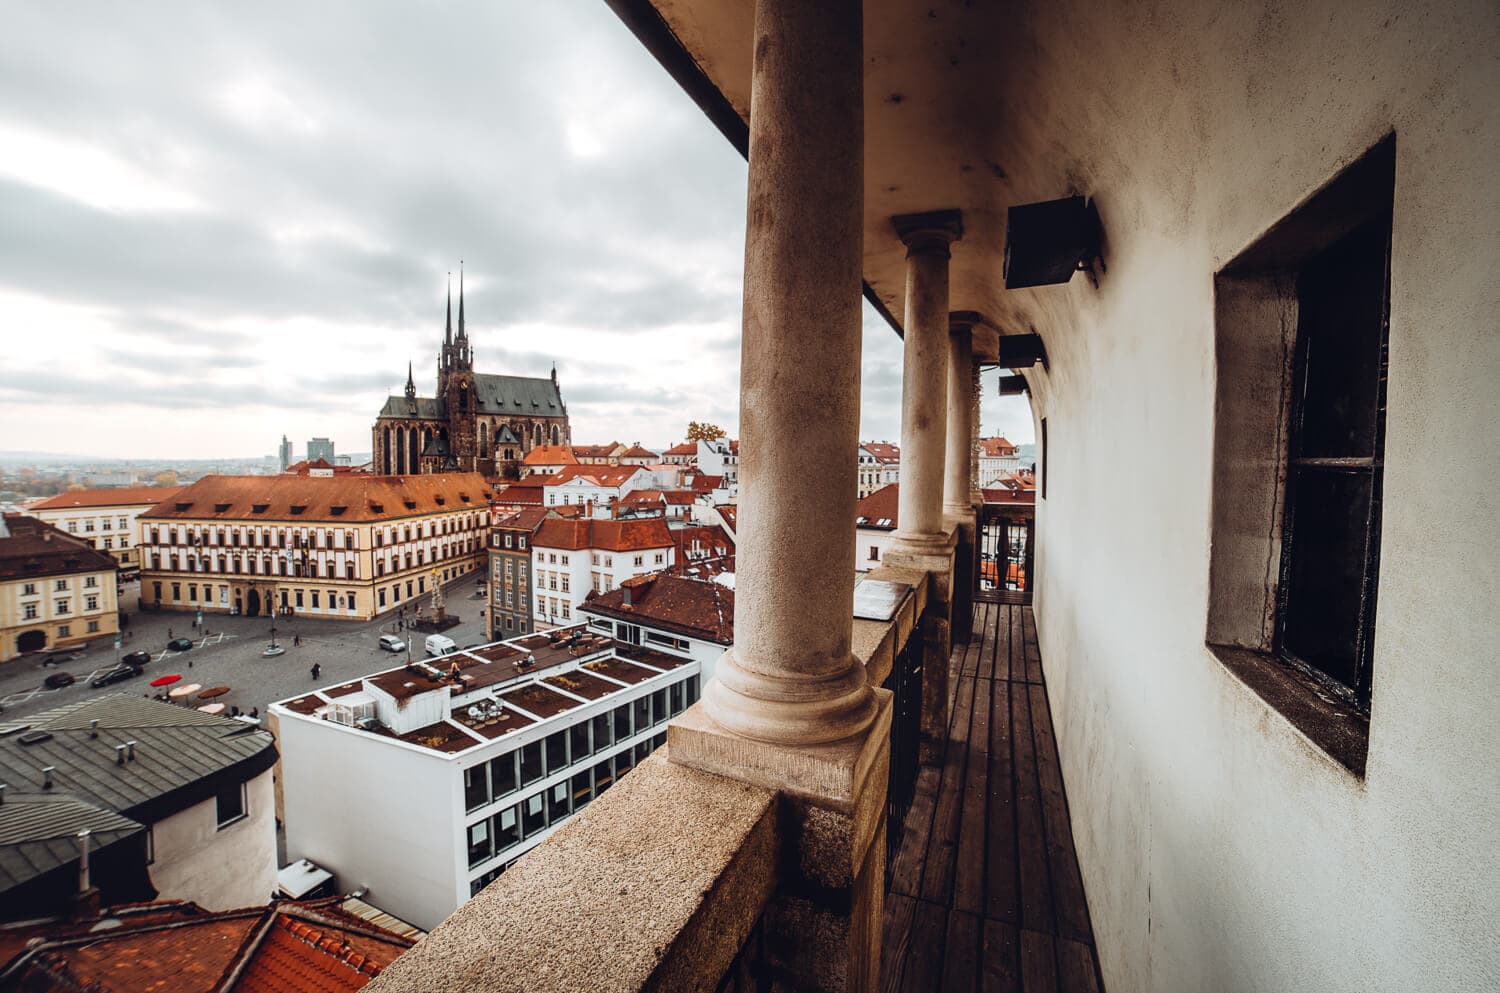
(404, 500, 417, 510)
(290, 505, 307, 515)
(175, 502, 192, 512)
(330, 506, 347, 516)
(214, 503, 231, 513)
(251, 504, 268, 514)
(435, 496, 446, 506)
(370, 503, 384, 513)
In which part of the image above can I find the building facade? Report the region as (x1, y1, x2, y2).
(136, 474, 491, 622)
(487, 508, 551, 640)
(0, 514, 120, 662)
(28, 485, 182, 576)
(977, 436, 1022, 487)
(272, 626, 701, 930)
(306, 437, 335, 464)
(577, 572, 732, 684)
(530, 518, 675, 626)
(372, 274, 571, 479)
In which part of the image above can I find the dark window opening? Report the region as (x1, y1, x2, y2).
(1275, 212, 1391, 711)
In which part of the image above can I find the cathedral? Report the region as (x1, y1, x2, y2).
(372, 272, 571, 479)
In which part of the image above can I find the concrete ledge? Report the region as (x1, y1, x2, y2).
(883, 526, 958, 602)
(851, 569, 925, 685)
(668, 693, 893, 817)
(365, 754, 778, 993)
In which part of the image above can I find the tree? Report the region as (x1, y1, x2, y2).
(153, 471, 179, 487)
(685, 421, 727, 442)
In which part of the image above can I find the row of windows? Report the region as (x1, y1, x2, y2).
(19, 577, 99, 596)
(462, 676, 701, 813)
(150, 554, 359, 579)
(373, 562, 475, 609)
(155, 581, 358, 613)
(21, 599, 103, 620)
(466, 731, 669, 875)
(43, 620, 101, 638)
(63, 516, 130, 534)
(374, 541, 475, 576)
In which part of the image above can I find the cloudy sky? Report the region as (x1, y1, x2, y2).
(0, 1, 1033, 461)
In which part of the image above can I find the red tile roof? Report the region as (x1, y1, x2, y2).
(619, 444, 658, 459)
(982, 487, 1037, 505)
(0, 898, 414, 992)
(570, 443, 622, 459)
(522, 445, 578, 466)
(30, 486, 184, 511)
(493, 484, 546, 507)
(855, 483, 900, 530)
(979, 437, 1018, 457)
(861, 442, 901, 464)
(662, 442, 697, 457)
(670, 524, 735, 576)
(683, 473, 723, 493)
(284, 458, 361, 474)
(532, 517, 674, 553)
(583, 573, 734, 644)
(0, 514, 119, 581)
(542, 465, 645, 488)
(137, 474, 492, 524)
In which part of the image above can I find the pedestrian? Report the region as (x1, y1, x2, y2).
(250, 707, 258, 719)
(293, 633, 301, 647)
(310, 662, 321, 680)
(168, 627, 174, 639)
(231, 706, 240, 717)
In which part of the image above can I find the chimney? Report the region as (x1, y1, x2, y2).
(126, 741, 137, 762)
(0, 784, 6, 806)
(77, 830, 90, 892)
(72, 830, 101, 920)
(42, 766, 55, 789)
(89, 719, 99, 739)
(115, 744, 127, 765)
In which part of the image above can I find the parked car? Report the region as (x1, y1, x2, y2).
(378, 634, 406, 653)
(90, 664, 142, 688)
(121, 651, 151, 667)
(167, 638, 193, 652)
(43, 672, 75, 689)
(41, 651, 75, 666)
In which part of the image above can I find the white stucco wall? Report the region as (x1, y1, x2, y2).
(147, 767, 277, 911)
(1000, 2, 1500, 991)
(277, 714, 457, 930)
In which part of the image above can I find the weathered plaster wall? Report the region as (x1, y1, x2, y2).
(148, 767, 277, 911)
(999, 1, 1499, 991)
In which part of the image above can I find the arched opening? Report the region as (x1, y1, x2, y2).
(534, 423, 542, 446)
(479, 422, 488, 455)
(551, 424, 560, 445)
(16, 630, 46, 653)
(246, 589, 261, 617)
(382, 427, 392, 474)
(394, 427, 406, 474)
(408, 427, 419, 474)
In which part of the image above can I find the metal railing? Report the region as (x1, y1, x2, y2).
(977, 504, 1034, 604)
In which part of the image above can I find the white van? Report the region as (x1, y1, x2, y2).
(424, 633, 457, 658)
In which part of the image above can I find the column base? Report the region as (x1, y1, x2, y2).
(701, 647, 878, 747)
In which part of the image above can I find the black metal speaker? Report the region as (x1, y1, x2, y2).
(1003, 196, 1102, 289)
(998, 375, 1029, 396)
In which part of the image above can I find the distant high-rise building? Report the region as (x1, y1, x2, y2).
(279, 435, 293, 471)
(306, 437, 335, 464)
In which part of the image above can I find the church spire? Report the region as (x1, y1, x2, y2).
(457, 261, 466, 342)
(444, 272, 453, 347)
(405, 361, 416, 400)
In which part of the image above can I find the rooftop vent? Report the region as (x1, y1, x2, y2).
(41, 766, 55, 789)
(16, 730, 53, 746)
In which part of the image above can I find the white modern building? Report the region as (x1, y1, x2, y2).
(272, 626, 702, 930)
(694, 438, 739, 485)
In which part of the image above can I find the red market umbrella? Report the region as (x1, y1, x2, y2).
(149, 674, 182, 688)
(198, 686, 231, 700)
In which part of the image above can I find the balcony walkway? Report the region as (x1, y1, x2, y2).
(882, 602, 1104, 992)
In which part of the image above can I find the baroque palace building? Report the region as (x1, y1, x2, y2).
(373, 271, 571, 479)
(137, 473, 492, 621)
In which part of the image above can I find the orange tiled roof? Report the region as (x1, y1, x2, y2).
(619, 444, 658, 459)
(542, 465, 644, 488)
(493, 484, 546, 506)
(30, 486, 184, 511)
(861, 441, 901, 463)
(979, 437, 1018, 457)
(532, 517, 674, 553)
(0, 515, 119, 581)
(1, 899, 414, 993)
(982, 487, 1036, 505)
(522, 445, 578, 466)
(570, 443, 622, 459)
(662, 442, 697, 457)
(584, 573, 733, 644)
(138, 473, 491, 524)
(855, 483, 900, 530)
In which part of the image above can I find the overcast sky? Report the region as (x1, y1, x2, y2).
(0, 1, 1034, 461)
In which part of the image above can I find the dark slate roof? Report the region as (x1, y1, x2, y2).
(0, 695, 278, 826)
(376, 395, 445, 421)
(0, 793, 144, 893)
(472, 374, 564, 414)
(421, 435, 451, 457)
(0, 516, 119, 582)
(495, 423, 522, 445)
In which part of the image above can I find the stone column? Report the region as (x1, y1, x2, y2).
(970, 361, 984, 505)
(944, 314, 980, 644)
(889, 211, 963, 557)
(668, 2, 890, 990)
(944, 321, 976, 515)
(696, 0, 874, 750)
(884, 213, 962, 761)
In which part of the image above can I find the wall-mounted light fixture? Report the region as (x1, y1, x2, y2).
(1003, 195, 1103, 289)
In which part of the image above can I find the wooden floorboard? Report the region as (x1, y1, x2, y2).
(882, 600, 1105, 992)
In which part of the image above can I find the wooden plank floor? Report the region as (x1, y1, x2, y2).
(881, 603, 1104, 993)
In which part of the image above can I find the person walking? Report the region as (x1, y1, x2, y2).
(167, 627, 174, 640)
(310, 662, 321, 680)
(293, 633, 301, 648)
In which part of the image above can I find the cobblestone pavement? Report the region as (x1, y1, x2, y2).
(0, 576, 495, 723)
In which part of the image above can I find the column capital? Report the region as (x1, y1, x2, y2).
(892, 209, 964, 257)
(948, 309, 984, 335)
